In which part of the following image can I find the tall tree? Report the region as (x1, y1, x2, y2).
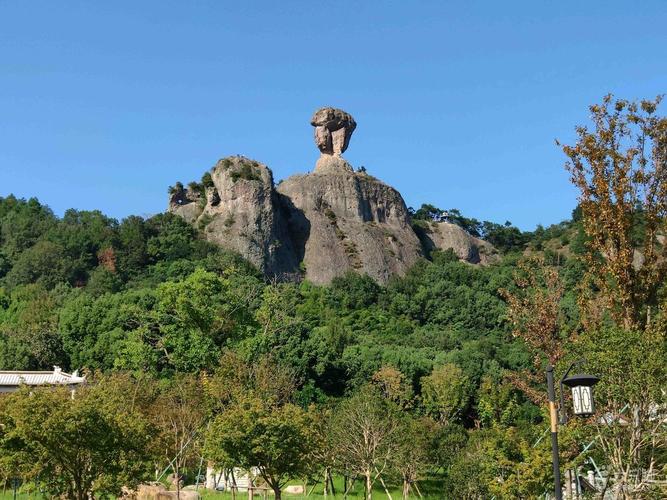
(330, 386, 400, 500)
(560, 95, 667, 330)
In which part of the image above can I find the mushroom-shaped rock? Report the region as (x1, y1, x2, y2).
(311, 107, 356, 156)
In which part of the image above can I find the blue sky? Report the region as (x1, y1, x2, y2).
(1, 1, 665, 229)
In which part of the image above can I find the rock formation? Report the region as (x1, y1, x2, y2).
(419, 221, 499, 265)
(311, 107, 356, 156)
(169, 156, 299, 278)
(168, 107, 497, 283)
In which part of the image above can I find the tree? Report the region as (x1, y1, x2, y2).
(560, 95, 667, 330)
(393, 416, 431, 499)
(0, 382, 151, 499)
(420, 363, 470, 425)
(572, 325, 666, 498)
(370, 365, 414, 410)
(151, 374, 208, 495)
(499, 255, 566, 404)
(0, 283, 66, 370)
(330, 386, 400, 500)
(205, 396, 318, 500)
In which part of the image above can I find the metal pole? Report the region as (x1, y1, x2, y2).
(547, 365, 563, 500)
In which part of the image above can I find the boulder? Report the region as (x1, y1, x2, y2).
(284, 485, 305, 494)
(311, 107, 356, 156)
(132, 484, 200, 500)
(421, 221, 499, 265)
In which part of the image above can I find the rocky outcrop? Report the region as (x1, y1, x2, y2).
(169, 156, 299, 278)
(419, 221, 500, 265)
(277, 170, 423, 284)
(311, 107, 356, 156)
(168, 107, 498, 283)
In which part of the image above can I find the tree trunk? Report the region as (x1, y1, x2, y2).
(324, 469, 329, 497)
(402, 479, 409, 500)
(273, 485, 282, 500)
(365, 470, 373, 500)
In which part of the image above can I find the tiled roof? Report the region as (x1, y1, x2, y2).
(0, 367, 85, 386)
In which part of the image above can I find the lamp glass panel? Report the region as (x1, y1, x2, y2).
(572, 386, 582, 414)
(580, 386, 593, 414)
(571, 386, 593, 415)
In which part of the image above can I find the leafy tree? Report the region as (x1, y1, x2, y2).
(205, 395, 318, 500)
(370, 365, 414, 410)
(0, 196, 56, 261)
(0, 382, 151, 499)
(4, 240, 69, 290)
(0, 284, 67, 369)
(560, 95, 667, 330)
(570, 325, 666, 497)
(420, 363, 471, 425)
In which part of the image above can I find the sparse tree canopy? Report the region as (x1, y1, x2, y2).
(560, 95, 667, 330)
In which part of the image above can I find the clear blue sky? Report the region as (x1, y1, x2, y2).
(1, 1, 665, 229)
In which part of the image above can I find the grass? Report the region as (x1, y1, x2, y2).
(197, 475, 445, 499)
(0, 475, 446, 499)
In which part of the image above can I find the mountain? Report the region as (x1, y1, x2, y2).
(168, 107, 498, 283)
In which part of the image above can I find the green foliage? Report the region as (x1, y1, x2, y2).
(201, 171, 214, 188)
(421, 363, 471, 425)
(230, 162, 260, 182)
(0, 382, 151, 499)
(207, 397, 318, 499)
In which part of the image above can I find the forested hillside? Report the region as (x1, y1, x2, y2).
(0, 193, 567, 385)
(0, 96, 664, 499)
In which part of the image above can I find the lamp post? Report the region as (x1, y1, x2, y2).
(546, 361, 599, 500)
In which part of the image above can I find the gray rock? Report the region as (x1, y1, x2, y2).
(168, 108, 498, 284)
(277, 169, 423, 284)
(421, 221, 500, 265)
(170, 156, 300, 279)
(311, 107, 356, 156)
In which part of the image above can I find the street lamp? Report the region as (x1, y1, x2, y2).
(546, 361, 600, 500)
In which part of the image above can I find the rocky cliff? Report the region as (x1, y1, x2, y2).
(168, 107, 497, 283)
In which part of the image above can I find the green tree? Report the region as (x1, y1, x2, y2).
(420, 363, 471, 425)
(571, 325, 666, 497)
(205, 395, 318, 500)
(0, 382, 151, 499)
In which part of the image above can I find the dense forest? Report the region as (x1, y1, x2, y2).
(0, 96, 665, 499)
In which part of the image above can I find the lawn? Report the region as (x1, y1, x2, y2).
(198, 475, 445, 499)
(0, 475, 446, 499)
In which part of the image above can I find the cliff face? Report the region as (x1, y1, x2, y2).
(276, 158, 423, 284)
(168, 107, 498, 283)
(169, 156, 300, 278)
(420, 221, 500, 265)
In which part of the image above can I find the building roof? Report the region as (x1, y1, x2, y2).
(0, 366, 85, 387)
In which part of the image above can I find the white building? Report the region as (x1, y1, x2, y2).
(0, 366, 85, 393)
